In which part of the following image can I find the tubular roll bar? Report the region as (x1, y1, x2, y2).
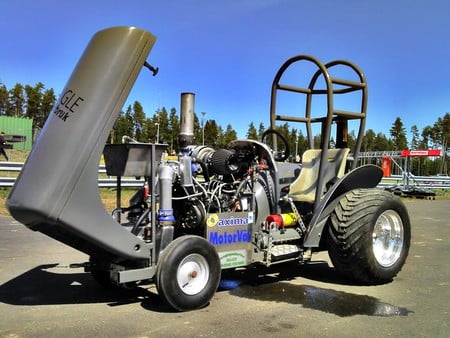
(269, 55, 367, 210)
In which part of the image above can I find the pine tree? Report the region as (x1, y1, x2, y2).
(24, 82, 44, 120)
(132, 101, 146, 142)
(168, 107, 180, 152)
(116, 106, 134, 142)
(156, 107, 169, 144)
(39, 88, 56, 127)
(257, 122, 265, 141)
(432, 113, 449, 174)
(0, 84, 8, 115)
(420, 125, 433, 149)
(362, 129, 376, 152)
(8, 83, 25, 117)
(373, 132, 392, 151)
(297, 130, 308, 157)
(389, 117, 408, 150)
(410, 125, 420, 149)
(220, 124, 237, 148)
(246, 122, 258, 140)
(204, 120, 220, 147)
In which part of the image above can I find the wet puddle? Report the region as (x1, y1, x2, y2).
(220, 269, 412, 317)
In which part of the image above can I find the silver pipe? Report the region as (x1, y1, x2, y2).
(179, 92, 195, 150)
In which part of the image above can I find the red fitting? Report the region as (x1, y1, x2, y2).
(266, 214, 283, 228)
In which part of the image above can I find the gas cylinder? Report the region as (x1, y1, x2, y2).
(265, 213, 298, 229)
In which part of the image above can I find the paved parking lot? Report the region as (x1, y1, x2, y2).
(0, 199, 448, 337)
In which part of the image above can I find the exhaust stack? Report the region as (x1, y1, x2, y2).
(178, 92, 195, 151)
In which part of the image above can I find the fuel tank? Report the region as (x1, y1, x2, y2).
(7, 26, 156, 260)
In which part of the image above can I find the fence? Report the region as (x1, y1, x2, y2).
(378, 174, 450, 190)
(0, 162, 144, 188)
(1, 162, 449, 190)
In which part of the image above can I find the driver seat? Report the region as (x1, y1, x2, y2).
(288, 148, 350, 203)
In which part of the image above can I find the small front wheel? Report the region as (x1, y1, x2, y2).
(156, 235, 221, 311)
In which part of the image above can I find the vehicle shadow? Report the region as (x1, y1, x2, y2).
(0, 261, 411, 316)
(0, 260, 344, 310)
(0, 263, 169, 311)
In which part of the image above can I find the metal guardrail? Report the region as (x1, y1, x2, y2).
(0, 162, 449, 190)
(378, 174, 450, 190)
(0, 162, 144, 188)
(0, 162, 27, 172)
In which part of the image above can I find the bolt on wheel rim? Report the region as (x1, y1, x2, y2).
(372, 210, 404, 267)
(177, 253, 209, 295)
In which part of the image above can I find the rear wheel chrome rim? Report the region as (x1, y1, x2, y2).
(372, 210, 404, 267)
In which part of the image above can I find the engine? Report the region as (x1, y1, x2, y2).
(119, 93, 304, 264)
(170, 143, 264, 235)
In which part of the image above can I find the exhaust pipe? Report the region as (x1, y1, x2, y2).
(178, 92, 195, 151)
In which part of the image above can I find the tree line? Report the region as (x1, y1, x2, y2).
(0, 82, 448, 175)
(0, 82, 56, 128)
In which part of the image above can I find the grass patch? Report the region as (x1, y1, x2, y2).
(4, 149, 30, 163)
(0, 188, 138, 216)
(99, 188, 138, 212)
(0, 149, 123, 216)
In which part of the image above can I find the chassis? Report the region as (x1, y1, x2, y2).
(7, 27, 410, 311)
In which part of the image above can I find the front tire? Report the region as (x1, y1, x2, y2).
(326, 189, 411, 284)
(156, 235, 221, 311)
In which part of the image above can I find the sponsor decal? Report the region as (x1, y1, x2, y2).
(207, 212, 253, 249)
(206, 213, 249, 228)
(209, 229, 251, 245)
(53, 88, 85, 122)
(219, 250, 247, 268)
(206, 214, 219, 227)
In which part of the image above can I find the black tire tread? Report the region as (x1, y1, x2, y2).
(156, 235, 221, 311)
(327, 188, 411, 284)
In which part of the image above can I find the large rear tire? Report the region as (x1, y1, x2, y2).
(326, 189, 411, 284)
(156, 235, 221, 311)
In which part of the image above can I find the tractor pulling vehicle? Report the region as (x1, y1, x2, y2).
(7, 26, 410, 311)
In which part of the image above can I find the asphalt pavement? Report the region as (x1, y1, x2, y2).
(0, 199, 448, 337)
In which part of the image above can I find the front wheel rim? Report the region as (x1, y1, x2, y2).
(177, 253, 210, 295)
(372, 210, 404, 267)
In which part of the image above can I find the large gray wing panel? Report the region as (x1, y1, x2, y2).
(7, 27, 156, 260)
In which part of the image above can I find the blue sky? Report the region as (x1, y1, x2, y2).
(1, 0, 449, 139)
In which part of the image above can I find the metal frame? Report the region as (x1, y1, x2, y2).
(269, 55, 367, 210)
